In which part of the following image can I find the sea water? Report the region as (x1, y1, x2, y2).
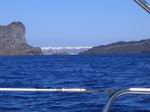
(0, 55, 150, 112)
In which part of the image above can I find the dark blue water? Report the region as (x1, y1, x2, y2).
(0, 55, 150, 112)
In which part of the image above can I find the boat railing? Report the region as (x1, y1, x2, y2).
(134, 0, 150, 13)
(0, 88, 150, 111)
(102, 88, 150, 112)
(0, 88, 100, 93)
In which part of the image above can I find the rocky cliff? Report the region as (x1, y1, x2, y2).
(80, 39, 150, 55)
(0, 22, 42, 55)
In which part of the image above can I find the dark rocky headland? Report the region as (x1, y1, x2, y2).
(0, 22, 43, 56)
(80, 39, 150, 55)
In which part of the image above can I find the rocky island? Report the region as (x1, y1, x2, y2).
(80, 39, 150, 55)
(0, 22, 42, 55)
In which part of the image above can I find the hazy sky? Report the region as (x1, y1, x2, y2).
(0, 0, 150, 47)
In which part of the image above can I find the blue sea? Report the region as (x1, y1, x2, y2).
(0, 55, 150, 112)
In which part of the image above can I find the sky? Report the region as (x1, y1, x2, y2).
(0, 0, 150, 47)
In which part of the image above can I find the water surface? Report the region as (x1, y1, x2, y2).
(0, 55, 150, 112)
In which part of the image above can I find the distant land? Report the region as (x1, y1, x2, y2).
(42, 47, 91, 55)
(1, 22, 150, 56)
(0, 22, 42, 56)
(80, 39, 150, 55)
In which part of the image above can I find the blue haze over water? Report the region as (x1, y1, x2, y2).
(0, 55, 150, 112)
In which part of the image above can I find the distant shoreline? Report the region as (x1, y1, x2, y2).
(79, 39, 150, 55)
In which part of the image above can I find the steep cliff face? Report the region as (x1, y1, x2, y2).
(0, 22, 43, 55)
(80, 39, 150, 55)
